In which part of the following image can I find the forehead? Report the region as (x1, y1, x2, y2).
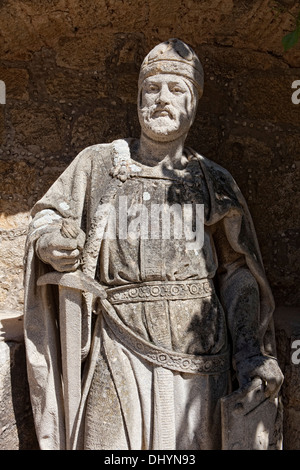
(142, 74, 189, 87)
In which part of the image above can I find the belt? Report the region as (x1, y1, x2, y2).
(100, 298, 230, 375)
(106, 279, 214, 304)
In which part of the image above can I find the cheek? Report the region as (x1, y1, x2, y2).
(179, 94, 193, 114)
(140, 92, 156, 109)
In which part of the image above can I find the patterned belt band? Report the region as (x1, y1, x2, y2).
(106, 279, 214, 304)
(101, 298, 230, 375)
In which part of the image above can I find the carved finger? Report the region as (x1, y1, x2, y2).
(61, 259, 81, 271)
(52, 249, 80, 259)
(50, 237, 78, 250)
(77, 230, 86, 250)
(61, 219, 80, 239)
(52, 259, 81, 272)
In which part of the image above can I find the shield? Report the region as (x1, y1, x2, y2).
(221, 378, 282, 450)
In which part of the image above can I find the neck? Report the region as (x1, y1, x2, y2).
(134, 132, 188, 169)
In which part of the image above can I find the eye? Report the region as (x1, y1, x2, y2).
(170, 85, 185, 94)
(147, 83, 159, 92)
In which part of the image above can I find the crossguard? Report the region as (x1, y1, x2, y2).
(37, 270, 107, 299)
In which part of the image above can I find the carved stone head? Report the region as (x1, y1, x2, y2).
(137, 38, 204, 142)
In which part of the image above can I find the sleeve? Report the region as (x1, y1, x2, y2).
(211, 219, 265, 367)
(197, 153, 276, 360)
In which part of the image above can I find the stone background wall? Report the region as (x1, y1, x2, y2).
(0, 0, 299, 450)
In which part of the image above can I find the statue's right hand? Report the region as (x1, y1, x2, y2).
(36, 230, 83, 272)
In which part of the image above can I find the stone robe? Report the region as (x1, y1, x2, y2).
(23, 139, 276, 450)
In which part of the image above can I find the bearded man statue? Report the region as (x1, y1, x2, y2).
(24, 38, 283, 450)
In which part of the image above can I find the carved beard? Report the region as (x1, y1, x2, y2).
(137, 77, 198, 142)
(138, 103, 195, 143)
(139, 104, 180, 138)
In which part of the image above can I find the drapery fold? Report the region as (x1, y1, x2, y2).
(24, 139, 276, 450)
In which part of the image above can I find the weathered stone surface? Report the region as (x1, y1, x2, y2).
(0, 312, 38, 450)
(0, 0, 298, 450)
(0, 68, 29, 101)
(221, 378, 282, 450)
(0, 229, 28, 313)
(22, 38, 283, 451)
(274, 306, 300, 450)
(10, 105, 64, 153)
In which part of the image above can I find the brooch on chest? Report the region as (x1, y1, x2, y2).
(109, 139, 141, 182)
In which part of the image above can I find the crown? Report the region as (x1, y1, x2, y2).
(139, 38, 204, 97)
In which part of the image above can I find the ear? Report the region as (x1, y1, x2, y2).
(137, 87, 143, 108)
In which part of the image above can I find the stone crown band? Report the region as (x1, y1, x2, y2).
(138, 38, 204, 98)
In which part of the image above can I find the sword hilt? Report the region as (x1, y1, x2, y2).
(37, 270, 107, 300)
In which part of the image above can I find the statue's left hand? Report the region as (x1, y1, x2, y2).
(236, 355, 284, 399)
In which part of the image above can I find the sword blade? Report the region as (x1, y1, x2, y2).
(59, 285, 82, 450)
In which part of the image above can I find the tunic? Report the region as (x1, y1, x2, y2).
(84, 161, 229, 450)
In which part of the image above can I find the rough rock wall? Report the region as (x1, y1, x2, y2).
(275, 307, 300, 450)
(0, 0, 299, 313)
(0, 0, 299, 450)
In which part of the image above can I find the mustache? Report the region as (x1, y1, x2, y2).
(143, 104, 176, 120)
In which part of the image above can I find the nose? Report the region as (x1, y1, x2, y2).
(155, 83, 171, 105)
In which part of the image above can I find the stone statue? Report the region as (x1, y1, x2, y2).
(24, 39, 283, 450)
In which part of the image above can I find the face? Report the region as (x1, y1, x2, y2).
(138, 74, 198, 142)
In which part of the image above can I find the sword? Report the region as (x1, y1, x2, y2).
(37, 270, 107, 450)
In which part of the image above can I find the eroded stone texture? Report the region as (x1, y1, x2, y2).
(0, 0, 298, 310)
(0, 229, 28, 312)
(23, 39, 283, 451)
(275, 307, 300, 450)
(0, 0, 298, 451)
(0, 313, 38, 450)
